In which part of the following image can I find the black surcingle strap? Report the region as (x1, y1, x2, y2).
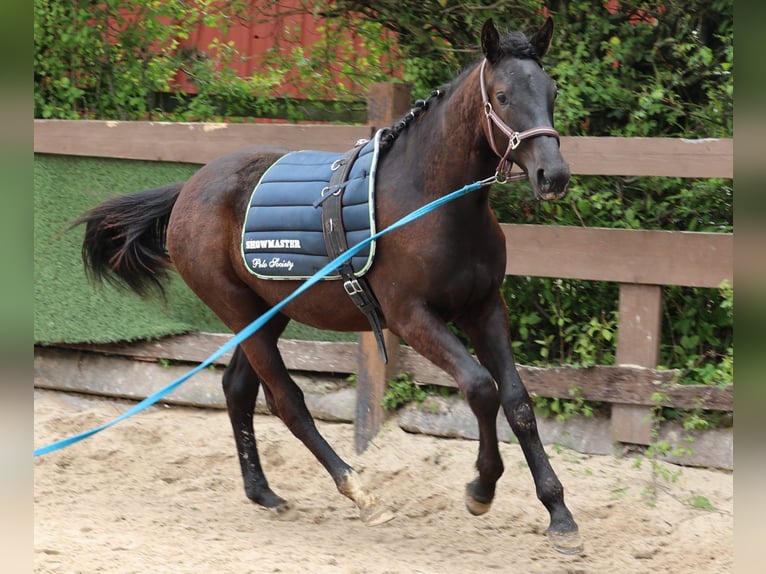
(320, 141, 389, 363)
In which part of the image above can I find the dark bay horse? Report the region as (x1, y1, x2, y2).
(74, 18, 582, 554)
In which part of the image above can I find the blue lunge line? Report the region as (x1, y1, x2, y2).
(34, 178, 488, 456)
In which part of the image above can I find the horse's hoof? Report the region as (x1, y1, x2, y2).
(464, 482, 493, 516)
(547, 529, 585, 555)
(360, 503, 396, 526)
(249, 489, 295, 519)
(270, 500, 298, 521)
(465, 493, 492, 516)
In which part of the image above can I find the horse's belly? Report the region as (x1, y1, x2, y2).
(244, 275, 375, 332)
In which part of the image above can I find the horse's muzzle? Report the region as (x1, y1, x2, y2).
(535, 164, 570, 201)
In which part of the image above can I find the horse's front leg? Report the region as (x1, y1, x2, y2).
(389, 307, 505, 515)
(460, 291, 584, 555)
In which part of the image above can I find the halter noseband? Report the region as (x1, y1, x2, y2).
(479, 58, 560, 182)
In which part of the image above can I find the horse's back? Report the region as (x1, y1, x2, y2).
(167, 146, 287, 279)
(173, 145, 286, 219)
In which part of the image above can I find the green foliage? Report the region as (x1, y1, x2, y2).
(661, 281, 733, 387)
(685, 495, 715, 511)
(634, 396, 688, 505)
(502, 277, 619, 369)
(633, 391, 724, 507)
(532, 387, 598, 421)
(34, 0, 225, 120)
(382, 373, 426, 411)
(636, 438, 687, 506)
(381, 373, 452, 411)
(549, 0, 733, 138)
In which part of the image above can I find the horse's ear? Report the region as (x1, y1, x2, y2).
(481, 19, 503, 64)
(531, 16, 554, 58)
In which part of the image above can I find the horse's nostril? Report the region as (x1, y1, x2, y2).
(538, 166, 570, 188)
(537, 169, 551, 189)
(536, 166, 569, 200)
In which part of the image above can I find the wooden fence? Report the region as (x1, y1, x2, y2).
(34, 83, 733, 451)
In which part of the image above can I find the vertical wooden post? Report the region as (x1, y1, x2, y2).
(352, 82, 412, 454)
(355, 330, 400, 453)
(367, 82, 412, 128)
(612, 283, 664, 445)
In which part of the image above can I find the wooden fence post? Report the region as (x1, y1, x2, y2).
(355, 330, 400, 453)
(367, 82, 413, 128)
(353, 82, 412, 454)
(612, 283, 664, 444)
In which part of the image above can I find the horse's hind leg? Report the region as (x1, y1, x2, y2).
(167, 200, 390, 522)
(222, 343, 290, 515)
(231, 322, 393, 525)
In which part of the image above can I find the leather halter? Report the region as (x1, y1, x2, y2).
(479, 58, 560, 181)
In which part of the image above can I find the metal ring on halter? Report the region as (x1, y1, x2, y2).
(509, 132, 522, 150)
(494, 171, 508, 184)
(330, 159, 343, 171)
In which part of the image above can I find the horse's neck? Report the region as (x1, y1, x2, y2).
(395, 66, 497, 192)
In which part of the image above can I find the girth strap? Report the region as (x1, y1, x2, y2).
(321, 142, 389, 363)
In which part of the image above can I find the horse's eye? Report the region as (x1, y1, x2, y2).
(495, 92, 508, 105)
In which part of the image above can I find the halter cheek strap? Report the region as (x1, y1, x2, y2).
(479, 59, 560, 181)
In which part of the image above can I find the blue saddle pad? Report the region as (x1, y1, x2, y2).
(241, 131, 381, 280)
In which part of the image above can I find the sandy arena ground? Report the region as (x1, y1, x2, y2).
(34, 389, 733, 573)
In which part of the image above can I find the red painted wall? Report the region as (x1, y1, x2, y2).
(170, 1, 390, 98)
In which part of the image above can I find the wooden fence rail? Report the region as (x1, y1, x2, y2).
(33, 120, 733, 179)
(53, 334, 733, 412)
(33, 84, 733, 450)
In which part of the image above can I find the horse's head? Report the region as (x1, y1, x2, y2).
(480, 18, 570, 200)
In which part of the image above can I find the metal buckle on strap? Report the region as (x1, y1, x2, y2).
(344, 279, 363, 296)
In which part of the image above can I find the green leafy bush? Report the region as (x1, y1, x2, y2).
(382, 373, 453, 411)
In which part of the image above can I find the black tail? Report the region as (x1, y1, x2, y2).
(70, 182, 184, 298)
